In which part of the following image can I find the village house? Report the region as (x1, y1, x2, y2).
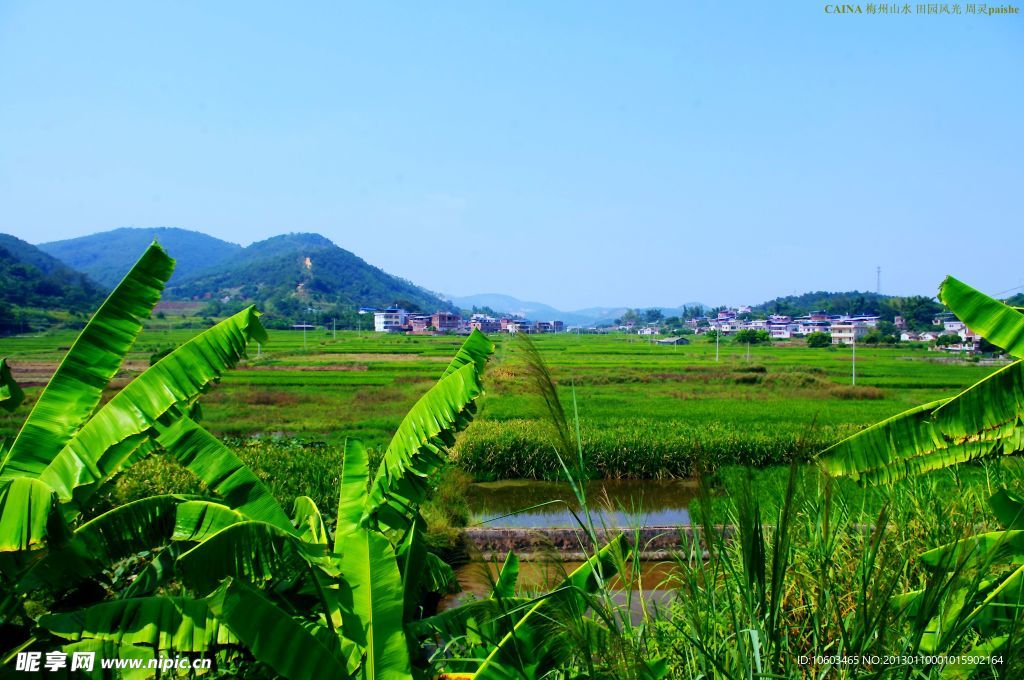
(373, 308, 407, 333)
(432, 311, 462, 333)
(830, 322, 870, 345)
(408, 314, 433, 334)
(469, 314, 501, 333)
(507, 319, 533, 334)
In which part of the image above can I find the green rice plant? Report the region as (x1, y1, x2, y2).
(453, 418, 852, 479)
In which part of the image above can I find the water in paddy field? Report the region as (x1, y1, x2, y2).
(442, 558, 680, 622)
(466, 479, 698, 528)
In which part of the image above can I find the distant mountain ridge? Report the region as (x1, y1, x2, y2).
(0, 233, 104, 312)
(449, 293, 706, 326)
(40, 227, 243, 288)
(37, 227, 451, 314)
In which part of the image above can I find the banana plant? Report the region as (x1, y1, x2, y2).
(147, 328, 496, 678)
(2, 250, 500, 680)
(819, 276, 1024, 660)
(0, 244, 274, 651)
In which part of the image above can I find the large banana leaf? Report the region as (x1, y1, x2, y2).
(39, 595, 237, 651)
(820, 279, 1024, 483)
(36, 307, 269, 511)
(440, 327, 494, 379)
(395, 515, 458, 626)
(494, 551, 520, 600)
(173, 500, 249, 542)
(121, 543, 188, 599)
(361, 332, 493, 532)
(335, 438, 370, 549)
(175, 520, 333, 594)
(0, 358, 24, 413)
(1, 244, 174, 479)
(207, 577, 352, 679)
(153, 413, 291, 529)
(293, 495, 328, 545)
(408, 596, 534, 642)
(0, 477, 58, 551)
(990, 489, 1024, 530)
(337, 528, 412, 679)
(940, 276, 1024, 359)
(17, 494, 186, 590)
(820, 362, 1024, 483)
(929, 360, 1024, 441)
(920, 531, 1024, 570)
(473, 535, 627, 680)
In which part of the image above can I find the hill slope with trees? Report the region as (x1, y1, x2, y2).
(752, 290, 943, 330)
(0, 234, 105, 333)
(167, 233, 452, 319)
(40, 227, 243, 288)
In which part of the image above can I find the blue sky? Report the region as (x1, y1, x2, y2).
(1, 2, 1020, 309)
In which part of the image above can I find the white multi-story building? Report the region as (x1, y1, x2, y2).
(374, 308, 407, 333)
(507, 320, 532, 334)
(769, 323, 799, 339)
(830, 322, 870, 345)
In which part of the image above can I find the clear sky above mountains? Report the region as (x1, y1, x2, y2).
(1, 2, 1020, 309)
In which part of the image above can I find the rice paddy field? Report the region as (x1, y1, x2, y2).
(0, 326, 999, 477)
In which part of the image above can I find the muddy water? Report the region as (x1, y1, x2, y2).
(446, 480, 696, 618)
(443, 559, 680, 620)
(466, 479, 698, 528)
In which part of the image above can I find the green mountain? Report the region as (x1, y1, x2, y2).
(0, 234, 105, 331)
(40, 227, 242, 289)
(167, 233, 451, 315)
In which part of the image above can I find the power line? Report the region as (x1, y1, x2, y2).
(994, 283, 1024, 296)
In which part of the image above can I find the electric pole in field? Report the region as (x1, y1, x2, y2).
(877, 266, 881, 295)
(715, 328, 720, 362)
(852, 334, 857, 386)
(332, 318, 336, 340)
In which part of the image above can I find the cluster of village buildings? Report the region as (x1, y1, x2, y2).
(651, 308, 981, 351)
(364, 308, 565, 335)
(363, 306, 982, 352)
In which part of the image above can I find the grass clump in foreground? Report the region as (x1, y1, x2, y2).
(644, 461, 1024, 677)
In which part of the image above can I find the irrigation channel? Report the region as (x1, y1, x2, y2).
(443, 480, 703, 618)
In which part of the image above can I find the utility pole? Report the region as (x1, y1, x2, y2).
(715, 329, 720, 363)
(852, 334, 856, 385)
(332, 318, 336, 340)
(303, 324, 307, 352)
(876, 266, 881, 295)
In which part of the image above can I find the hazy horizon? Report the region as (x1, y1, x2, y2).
(2, 2, 1020, 308)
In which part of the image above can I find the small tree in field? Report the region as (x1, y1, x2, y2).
(733, 329, 770, 344)
(805, 332, 831, 348)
